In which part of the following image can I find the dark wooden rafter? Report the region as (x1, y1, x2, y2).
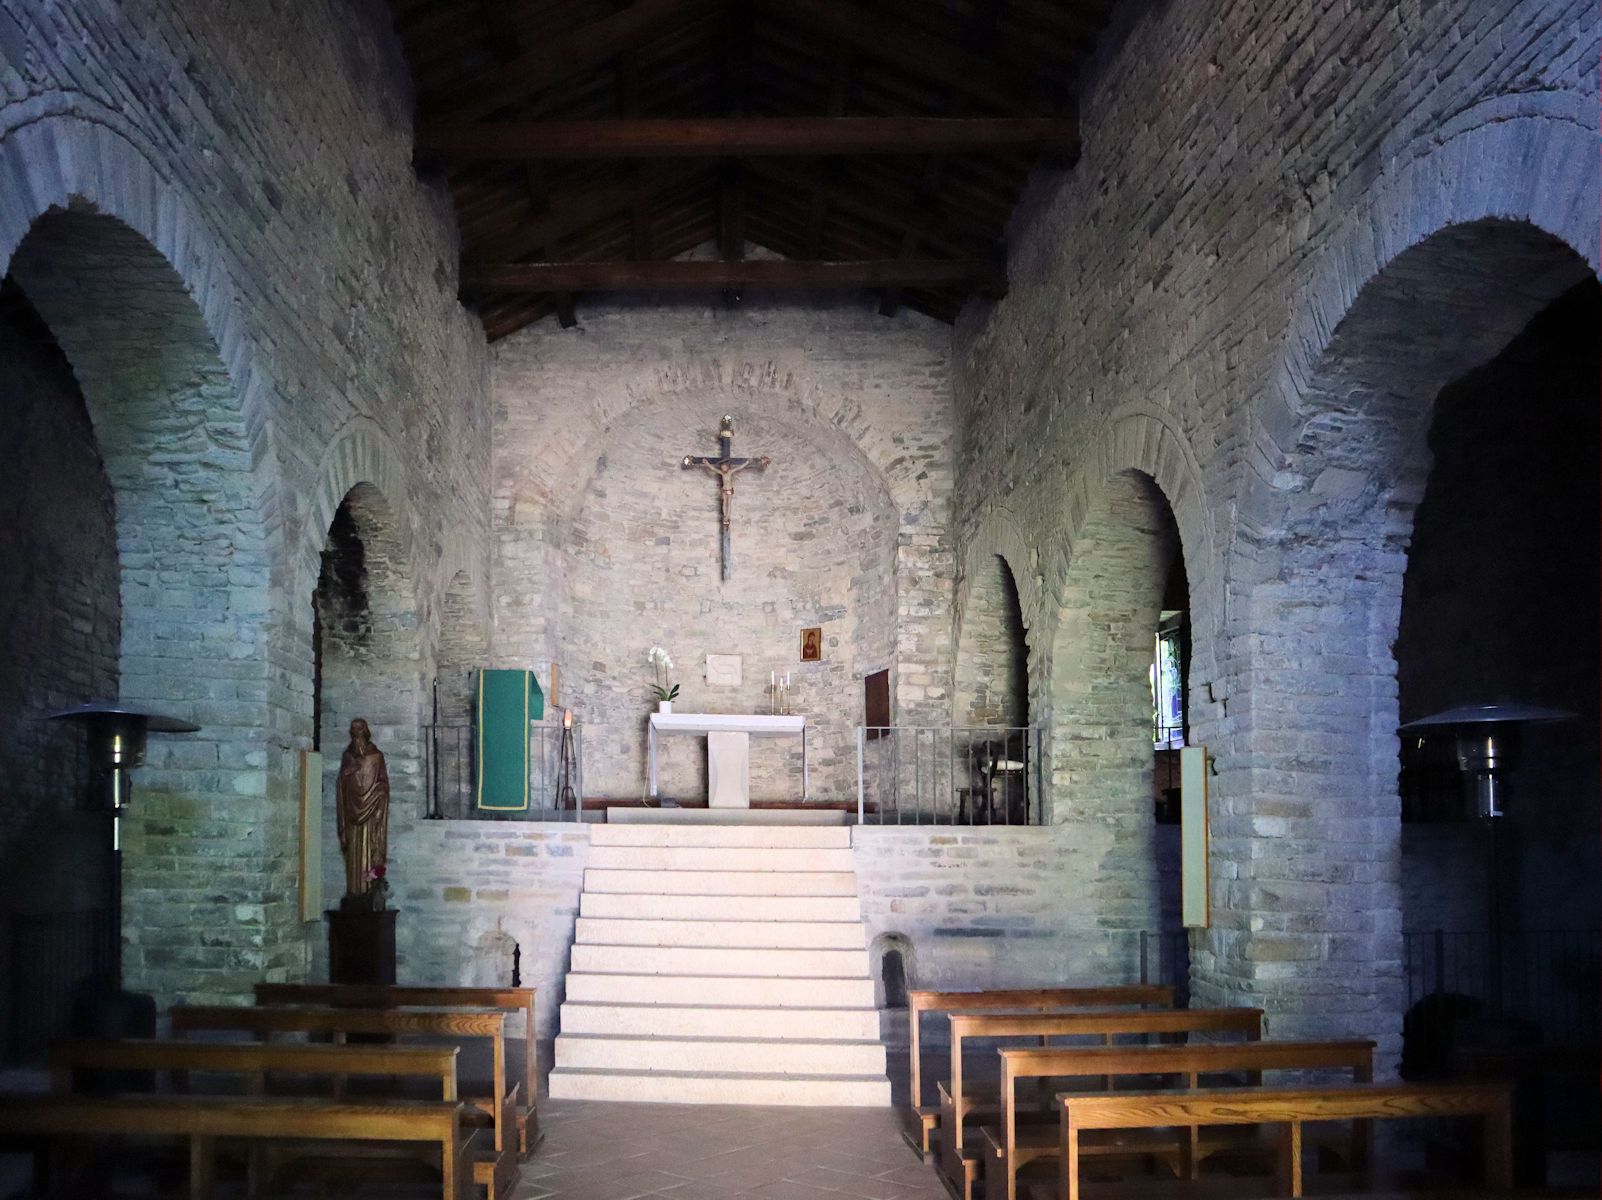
(384, 0, 1115, 337)
(464, 258, 1006, 295)
(414, 116, 1080, 159)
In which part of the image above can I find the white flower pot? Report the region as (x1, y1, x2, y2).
(657, 700, 673, 714)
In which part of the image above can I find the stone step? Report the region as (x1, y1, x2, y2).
(579, 892, 864, 922)
(563, 973, 878, 1008)
(546, 1067, 891, 1107)
(571, 943, 871, 978)
(574, 916, 866, 949)
(553, 1034, 887, 1075)
(583, 869, 859, 896)
(590, 823, 851, 848)
(558, 1002, 882, 1040)
(585, 845, 856, 873)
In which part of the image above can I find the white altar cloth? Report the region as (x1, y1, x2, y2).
(647, 712, 807, 806)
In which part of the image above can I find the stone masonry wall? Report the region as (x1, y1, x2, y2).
(951, 0, 1600, 1062)
(490, 299, 956, 796)
(0, 0, 492, 1004)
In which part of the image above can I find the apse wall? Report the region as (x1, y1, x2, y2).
(950, 0, 1600, 1057)
(489, 299, 958, 798)
(1, 0, 493, 1005)
(558, 403, 898, 802)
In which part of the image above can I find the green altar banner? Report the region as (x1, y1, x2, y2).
(476, 669, 545, 811)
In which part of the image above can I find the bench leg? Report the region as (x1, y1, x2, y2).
(1276, 1122, 1302, 1198)
(1061, 1119, 1079, 1200)
(442, 1136, 459, 1200)
(1484, 1108, 1513, 1189)
(190, 1135, 217, 1200)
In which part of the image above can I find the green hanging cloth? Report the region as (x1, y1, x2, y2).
(476, 669, 545, 811)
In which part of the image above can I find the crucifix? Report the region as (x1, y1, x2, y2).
(681, 414, 770, 581)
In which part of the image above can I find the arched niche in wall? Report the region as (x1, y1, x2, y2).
(313, 482, 424, 911)
(0, 204, 271, 1020)
(1219, 216, 1597, 1053)
(1046, 468, 1190, 973)
(953, 554, 1031, 730)
(554, 401, 899, 804)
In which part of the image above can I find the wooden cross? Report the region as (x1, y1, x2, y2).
(681, 415, 770, 581)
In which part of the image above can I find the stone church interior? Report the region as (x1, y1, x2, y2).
(0, 1, 1596, 1197)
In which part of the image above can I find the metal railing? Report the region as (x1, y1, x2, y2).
(423, 721, 591, 821)
(856, 725, 1044, 825)
(5, 909, 114, 1063)
(1402, 928, 1601, 1059)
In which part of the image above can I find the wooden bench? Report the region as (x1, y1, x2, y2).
(939, 1006, 1262, 1200)
(254, 982, 540, 1154)
(1057, 1082, 1515, 1200)
(171, 1004, 518, 1198)
(906, 985, 1173, 1155)
(0, 1093, 473, 1200)
(983, 1039, 1375, 1200)
(50, 1039, 467, 1197)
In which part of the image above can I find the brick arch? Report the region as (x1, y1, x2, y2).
(1206, 111, 1600, 1056)
(952, 511, 1039, 728)
(304, 419, 417, 599)
(0, 106, 273, 477)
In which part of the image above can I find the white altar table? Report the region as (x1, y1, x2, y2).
(647, 712, 807, 806)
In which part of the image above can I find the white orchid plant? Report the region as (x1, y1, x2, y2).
(647, 645, 680, 702)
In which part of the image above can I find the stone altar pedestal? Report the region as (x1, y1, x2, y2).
(647, 712, 807, 805)
(326, 908, 397, 985)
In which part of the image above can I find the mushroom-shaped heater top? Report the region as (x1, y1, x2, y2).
(1398, 702, 1575, 818)
(47, 703, 200, 833)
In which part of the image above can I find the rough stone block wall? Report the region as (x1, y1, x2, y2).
(0, 0, 492, 1004)
(949, 0, 1600, 1060)
(490, 300, 956, 800)
(0, 293, 118, 852)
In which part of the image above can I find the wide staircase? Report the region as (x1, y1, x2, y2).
(547, 822, 892, 1106)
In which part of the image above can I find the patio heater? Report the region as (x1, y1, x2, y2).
(47, 703, 199, 1040)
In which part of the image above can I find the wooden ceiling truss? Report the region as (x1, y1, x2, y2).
(387, 0, 1116, 339)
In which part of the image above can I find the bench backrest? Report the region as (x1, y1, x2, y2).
(51, 1039, 461, 1100)
(946, 1007, 1262, 1152)
(0, 1092, 464, 1140)
(1058, 1081, 1511, 1130)
(906, 985, 1172, 1108)
(171, 1005, 511, 1152)
(254, 983, 536, 1111)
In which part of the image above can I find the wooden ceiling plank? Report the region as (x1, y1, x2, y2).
(431, 0, 726, 123)
(416, 115, 1080, 158)
(463, 257, 1006, 295)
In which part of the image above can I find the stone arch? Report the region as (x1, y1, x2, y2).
(304, 419, 416, 594)
(313, 481, 426, 922)
(435, 566, 490, 726)
(0, 198, 278, 1003)
(952, 552, 1033, 730)
(1212, 206, 1596, 1053)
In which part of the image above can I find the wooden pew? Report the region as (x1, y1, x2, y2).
(1056, 1082, 1515, 1200)
(0, 1094, 473, 1200)
(254, 982, 540, 1154)
(171, 1004, 518, 1199)
(939, 1006, 1262, 1200)
(905, 985, 1173, 1155)
(50, 1039, 466, 1197)
(983, 1039, 1375, 1200)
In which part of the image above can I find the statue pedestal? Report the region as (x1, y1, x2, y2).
(325, 908, 397, 985)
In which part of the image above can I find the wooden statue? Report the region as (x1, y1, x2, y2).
(336, 718, 389, 900)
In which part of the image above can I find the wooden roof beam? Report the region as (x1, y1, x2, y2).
(463, 257, 1006, 297)
(415, 116, 1079, 159)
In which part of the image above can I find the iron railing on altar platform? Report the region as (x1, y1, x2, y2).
(855, 725, 1045, 825)
(424, 721, 593, 822)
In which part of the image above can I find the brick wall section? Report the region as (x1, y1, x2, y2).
(0, 292, 118, 851)
(951, 0, 1599, 1058)
(0, 0, 492, 1003)
(951, 553, 1029, 729)
(490, 300, 957, 794)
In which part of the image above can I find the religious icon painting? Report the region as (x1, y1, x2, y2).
(800, 626, 823, 662)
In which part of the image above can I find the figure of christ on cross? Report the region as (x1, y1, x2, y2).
(681, 414, 770, 581)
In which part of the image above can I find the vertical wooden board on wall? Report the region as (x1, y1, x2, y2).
(1181, 745, 1209, 928)
(299, 749, 322, 922)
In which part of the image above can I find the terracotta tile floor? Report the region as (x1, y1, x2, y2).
(514, 1100, 946, 1200)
